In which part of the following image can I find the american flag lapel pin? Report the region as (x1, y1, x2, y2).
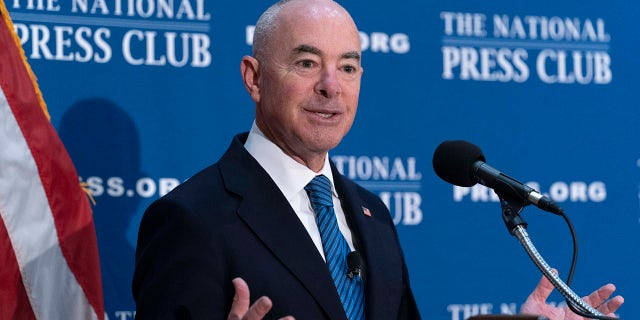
(362, 206, 371, 217)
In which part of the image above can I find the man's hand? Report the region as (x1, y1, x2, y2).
(520, 271, 624, 320)
(227, 278, 295, 320)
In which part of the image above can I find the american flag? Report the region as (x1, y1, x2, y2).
(0, 1, 104, 318)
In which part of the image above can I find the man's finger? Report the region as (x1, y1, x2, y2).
(582, 283, 616, 309)
(594, 296, 624, 316)
(243, 296, 273, 320)
(606, 295, 625, 314)
(528, 271, 556, 303)
(228, 278, 251, 320)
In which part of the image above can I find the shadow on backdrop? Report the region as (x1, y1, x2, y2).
(58, 98, 143, 314)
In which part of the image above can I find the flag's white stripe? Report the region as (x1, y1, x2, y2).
(0, 87, 98, 320)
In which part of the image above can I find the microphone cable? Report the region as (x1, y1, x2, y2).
(555, 208, 619, 320)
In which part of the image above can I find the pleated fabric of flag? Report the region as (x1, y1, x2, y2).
(0, 1, 104, 319)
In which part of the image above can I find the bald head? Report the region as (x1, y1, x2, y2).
(252, 0, 359, 61)
(240, 0, 363, 171)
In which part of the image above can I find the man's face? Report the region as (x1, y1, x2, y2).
(253, 2, 363, 169)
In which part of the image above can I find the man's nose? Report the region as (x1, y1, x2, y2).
(314, 69, 341, 98)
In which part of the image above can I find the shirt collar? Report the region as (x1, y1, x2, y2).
(244, 121, 337, 201)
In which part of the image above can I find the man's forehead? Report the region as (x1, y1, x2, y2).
(276, 1, 357, 33)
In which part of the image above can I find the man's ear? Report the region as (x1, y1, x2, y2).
(240, 56, 261, 103)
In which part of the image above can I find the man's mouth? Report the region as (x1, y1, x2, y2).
(315, 112, 334, 118)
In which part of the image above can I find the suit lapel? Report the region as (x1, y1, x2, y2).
(332, 163, 403, 320)
(218, 134, 346, 319)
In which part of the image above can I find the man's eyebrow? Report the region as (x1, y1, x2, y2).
(342, 51, 361, 62)
(292, 45, 361, 62)
(292, 44, 322, 56)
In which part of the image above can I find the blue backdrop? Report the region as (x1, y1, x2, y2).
(8, 1, 638, 319)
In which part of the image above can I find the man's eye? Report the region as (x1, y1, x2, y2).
(299, 60, 314, 68)
(343, 66, 356, 73)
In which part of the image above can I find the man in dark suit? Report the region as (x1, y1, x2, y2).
(133, 0, 416, 318)
(132, 1, 623, 319)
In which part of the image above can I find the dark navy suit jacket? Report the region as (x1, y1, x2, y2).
(132, 133, 421, 319)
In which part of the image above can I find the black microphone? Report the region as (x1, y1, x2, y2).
(346, 251, 362, 279)
(432, 140, 563, 215)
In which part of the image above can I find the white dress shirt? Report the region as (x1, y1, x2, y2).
(244, 122, 355, 261)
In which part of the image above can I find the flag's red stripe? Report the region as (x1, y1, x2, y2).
(0, 212, 36, 320)
(0, 7, 104, 319)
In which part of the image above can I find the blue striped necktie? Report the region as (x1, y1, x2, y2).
(305, 175, 365, 320)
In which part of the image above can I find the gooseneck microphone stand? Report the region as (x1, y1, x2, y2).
(498, 194, 617, 320)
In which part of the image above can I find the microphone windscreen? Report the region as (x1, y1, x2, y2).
(432, 140, 486, 187)
(347, 251, 362, 269)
